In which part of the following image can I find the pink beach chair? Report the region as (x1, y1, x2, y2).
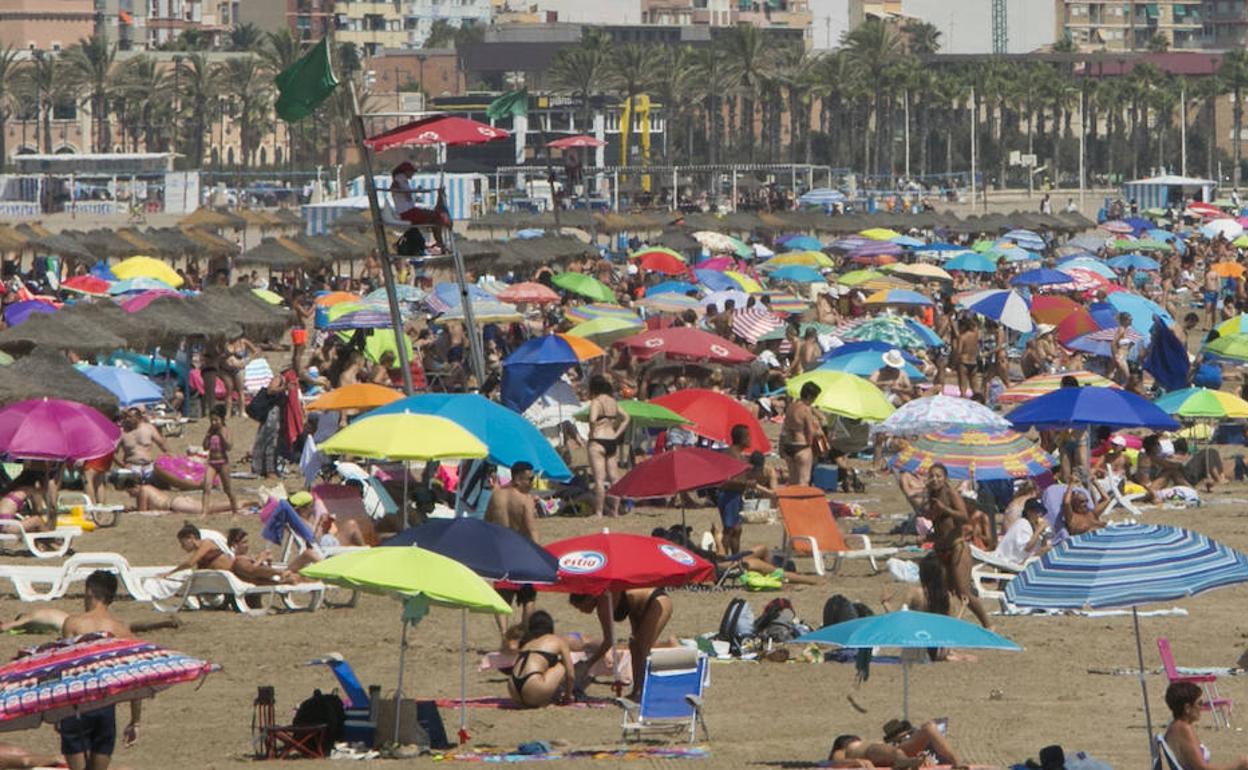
(1158, 637, 1233, 728)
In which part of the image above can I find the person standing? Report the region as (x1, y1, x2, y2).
(486, 461, 541, 636)
(201, 407, 239, 516)
(781, 382, 826, 487)
(587, 376, 630, 517)
(58, 571, 141, 770)
(925, 464, 992, 629)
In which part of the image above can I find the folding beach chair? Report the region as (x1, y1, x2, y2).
(0, 522, 82, 560)
(1154, 734, 1188, 770)
(253, 685, 326, 759)
(776, 485, 897, 575)
(1096, 468, 1148, 518)
(618, 648, 709, 744)
(968, 545, 1029, 612)
(1158, 638, 1233, 728)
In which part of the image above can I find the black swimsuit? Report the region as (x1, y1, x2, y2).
(614, 588, 667, 623)
(511, 649, 561, 692)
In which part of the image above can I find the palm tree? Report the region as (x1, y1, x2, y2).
(842, 19, 903, 176)
(721, 24, 772, 163)
(116, 56, 171, 151)
(62, 35, 117, 153)
(549, 34, 611, 136)
(213, 56, 272, 168)
(0, 46, 19, 169)
(901, 20, 942, 55)
(689, 46, 736, 165)
(176, 53, 217, 168)
(13, 53, 66, 153)
(1220, 49, 1248, 186)
(228, 23, 263, 52)
(651, 46, 694, 163)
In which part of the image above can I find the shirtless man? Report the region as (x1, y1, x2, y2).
(59, 571, 141, 770)
(954, 317, 979, 398)
(797, 328, 823, 374)
(781, 382, 826, 487)
(1205, 263, 1222, 329)
(486, 461, 540, 635)
(115, 410, 168, 478)
(925, 464, 991, 629)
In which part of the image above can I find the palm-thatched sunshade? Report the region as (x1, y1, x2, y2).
(0, 312, 127, 356)
(130, 296, 242, 344)
(58, 301, 157, 350)
(237, 238, 312, 269)
(199, 285, 291, 342)
(179, 207, 245, 230)
(0, 349, 120, 416)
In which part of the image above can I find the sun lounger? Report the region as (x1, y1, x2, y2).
(1154, 734, 1188, 770)
(0, 522, 81, 560)
(56, 491, 124, 529)
(1158, 637, 1233, 728)
(146, 570, 325, 616)
(617, 647, 709, 743)
(0, 552, 170, 602)
(775, 485, 897, 575)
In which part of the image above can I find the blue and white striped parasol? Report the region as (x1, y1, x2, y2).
(956, 289, 1034, 333)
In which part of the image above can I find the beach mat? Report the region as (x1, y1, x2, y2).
(424, 696, 613, 710)
(438, 745, 709, 762)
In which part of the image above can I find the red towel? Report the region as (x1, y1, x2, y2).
(282, 369, 304, 454)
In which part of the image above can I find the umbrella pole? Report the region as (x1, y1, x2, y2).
(902, 655, 910, 723)
(1134, 606, 1158, 767)
(402, 461, 409, 528)
(394, 617, 409, 745)
(459, 608, 468, 742)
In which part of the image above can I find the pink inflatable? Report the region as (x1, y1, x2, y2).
(153, 455, 218, 490)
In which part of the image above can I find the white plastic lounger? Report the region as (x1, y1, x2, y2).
(0, 522, 81, 560)
(146, 570, 325, 616)
(0, 552, 170, 602)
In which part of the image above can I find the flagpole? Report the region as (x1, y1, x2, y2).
(347, 78, 415, 395)
(439, 169, 487, 387)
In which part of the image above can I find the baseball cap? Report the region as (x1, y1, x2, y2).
(289, 491, 314, 508)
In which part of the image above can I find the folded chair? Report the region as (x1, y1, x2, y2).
(1158, 637, 1233, 728)
(1096, 468, 1148, 518)
(617, 648, 709, 744)
(776, 486, 897, 575)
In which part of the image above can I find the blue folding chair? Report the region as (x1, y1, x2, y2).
(618, 648, 709, 743)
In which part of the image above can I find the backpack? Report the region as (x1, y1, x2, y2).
(754, 597, 805, 644)
(395, 227, 427, 257)
(716, 597, 755, 656)
(292, 689, 345, 753)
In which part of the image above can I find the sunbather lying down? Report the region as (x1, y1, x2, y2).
(0, 741, 64, 768)
(828, 720, 962, 769)
(125, 484, 243, 515)
(0, 607, 180, 636)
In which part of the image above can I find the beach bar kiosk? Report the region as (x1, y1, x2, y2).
(1122, 174, 1216, 210)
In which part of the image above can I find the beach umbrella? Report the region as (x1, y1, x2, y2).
(1211, 262, 1246, 279)
(692, 231, 751, 258)
(860, 227, 901, 241)
(1101, 220, 1134, 234)
(651, 389, 771, 452)
(62, 275, 112, 297)
(759, 321, 837, 344)
(252, 288, 284, 305)
(646, 280, 699, 297)
(365, 285, 426, 306)
(944, 252, 997, 273)
(632, 246, 686, 263)
(108, 277, 175, 295)
(1009, 268, 1074, 287)
(785, 370, 894, 421)
(307, 383, 402, 412)
(957, 289, 1033, 333)
(365, 114, 510, 150)
(769, 265, 826, 284)
(998, 371, 1119, 405)
(1057, 257, 1117, 279)
(573, 399, 691, 430)
(432, 282, 493, 309)
(323, 301, 396, 331)
(547, 134, 605, 148)
(889, 427, 1053, 481)
(758, 291, 809, 315)
(111, 255, 183, 288)
(694, 268, 740, 293)
(838, 269, 884, 287)
(1005, 523, 1248, 763)
(636, 252, 689, 277)
(1104, 293, 1172, 336)
(891, 235, 926, 248)
(496, 282, 560, 305)
(1114, 238, 1170, 252)
(1030, 295, 1082, 325)
(2, 300, 56, 327)
(551, 273, 615, 302)
(119, 289, 179, 313)
(617, 327, 753, 364)
(1007, 385, 1179, 431)
(320, 412, 488, 461)
(1064, 324, 1146, 359)
(990, 246, 1037, 263)
(1154, 387, 1248, 419)
(877, 394, 1011, 437)
(886, 263, 952, 282)
(797, 188, 845, 208)
(540, 531, 714, 595)
(1003, 229, 1045, 251)
(765, 251, 834, 269)
(781, 235, 823, 252)
(1215, 314, 1248, 336)
(438, 300, 523, 324)
(863, 289, 933, 307)
(819, 349, 925, 381)
(499, 334, 602, 412)
(359, 329, 414, 365)
(636, 293, 705, 315)
(610, 447, 751, 533)
(1206, 333, 1248, 361)
(79, 365, 164, 406)
(0, 397, 121, 461)
(841, 316, 930, 351)
(697, 255, 739, 271)
(566, 316, 644, 345)
(0, 635, 217, 732)
(301, 547, 509, 744)
(563, 303, 638, 323)
(1108, 253, 1160, 271)
(793, 609, 1020, 721)
(723, 271, 763, 293)
(1201, 219, 1244, 240)
(314, 291, 360, 307)
(370, 393, 573, 482)
(730, 306, 784, 344)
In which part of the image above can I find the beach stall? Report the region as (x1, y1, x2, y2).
(1121, 174, 1216, 211)
(5, 152, 198, 216)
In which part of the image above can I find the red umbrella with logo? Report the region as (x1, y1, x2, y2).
(364, 115, 511, 151)
(617, 327, 754, 365)
(543, 531, 714, 595)
(651, 388, 771, 453)
(547, 134, 606, 149)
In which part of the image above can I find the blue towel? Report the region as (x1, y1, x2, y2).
(261, 500, 317, 547)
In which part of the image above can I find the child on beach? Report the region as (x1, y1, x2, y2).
(202, 407, 239, 516)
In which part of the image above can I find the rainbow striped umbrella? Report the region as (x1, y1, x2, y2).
(863, 289, 934, 307)
(636, 293, 704, 315)
(564, 303, 639, 323)
(1154, 387, 1248, 419)
(323, 301, 398, 330)
(998, 371, 1119, 405)
(758, 291, 809, 315)
(889, 427, 1053, 481)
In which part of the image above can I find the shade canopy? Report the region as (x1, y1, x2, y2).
(319, 412, 488, 461)
(1007, 385, 1179, 431)
(889, 428, 1054, 481)
(609, 447, 750, 499)
(381, 518, 559, 584)
(301, 547, 511, 613)
(539, 532, 714, 595)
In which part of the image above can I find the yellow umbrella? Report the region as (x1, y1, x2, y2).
(785, 370, 895, 421)
(725, 270, 763, 293)
(764, 251, 834, 269)
(112, 256, 184, 288)
(860, 228, 902, 241)
(885, 263, 953, 282)
(251, 288, 284, 305)
(320, 413, 488, 460)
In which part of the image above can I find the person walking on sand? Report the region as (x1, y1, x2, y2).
(201, 407, 238, 516)
(925, 464, 992, 629)
(58, 571, 141, 770)
(486, 461, 541, 637)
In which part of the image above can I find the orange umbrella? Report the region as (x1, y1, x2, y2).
(497, 282, 560, 305)
(555, 333, 605, 360)
(315, 291, 361, 307)
(307, 383, 403, 412)
(1211, 262, 1245, 278)
(1031, 295, 1082, 325)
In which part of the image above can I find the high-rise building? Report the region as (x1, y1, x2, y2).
(335, 0, 405, 56)
(402, 0, 491, 48)
(237, 0, 334, 43)
(1058, 0, 1204, 51)
(0, 0, 97, 51)
(1205, 0, 1248, 49)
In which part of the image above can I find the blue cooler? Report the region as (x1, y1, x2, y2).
(811, 464, 840, 492)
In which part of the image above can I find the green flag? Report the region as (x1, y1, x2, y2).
(486, 89, 528, 121)
(274, 37, 339, 123)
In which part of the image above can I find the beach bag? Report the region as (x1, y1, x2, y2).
(754, 598, 805, 643)
(716, 597, 755, 656)
(292, 689, 345, 753)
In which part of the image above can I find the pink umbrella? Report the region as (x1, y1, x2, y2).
(497, 282, 560, 305)
(1100, 221, 1134, 234)
(0, 398, 121, 461)
(120, 289, 179, 313)
(697, 256, 737, 271)
(547, 134, 606, 149)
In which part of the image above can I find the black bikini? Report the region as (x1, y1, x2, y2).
(613, 588, 667, 623)
(510, 649, 561, 692)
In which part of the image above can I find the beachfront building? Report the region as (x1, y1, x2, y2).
(1058, 0, 1204, 51)
(402, 0, 491, 48)
(0, 0, 96, 51)
(335, 0, 405, 56)
(237, 0, 334, 43)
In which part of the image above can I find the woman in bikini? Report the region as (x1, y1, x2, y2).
(570, 587, 673, 700)
(0, 471, 50, 532)
(1163, 680, 1248, 770)
(506, 611, 577, 709)
(202, 407, 239, 516)
(163, 522, 234, 578)
(126, 483, 235, 515)
(1111, 312, 1133, 384)
(587, 376, 630, 518)
(925, 464, 991, 629)
(226, 528, 305, 584)
(780, 382, 825, 487)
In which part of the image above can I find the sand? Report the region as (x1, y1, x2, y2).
(2, 403, 1246, 769)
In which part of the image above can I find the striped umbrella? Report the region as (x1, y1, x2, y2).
(757, 291, 808, 315)
(723, 270, 763, 293)
(1004, 523, 1248, 761)
(863, 289, 934, 307)
(636, 293, 704, 315)
(566, 316, 644, 345)
(564, 303, 639, 323)
(956, 289, 1034, 333)
(323, 301, 399, 330)
(1056, 256, 1117, 279)
(888, 427, 1053, 481)
(731, 306, 784, 344)
(841, 316, 930, 351)
(998, 371, 1119, 404)
(1154, 387, 1248, 419)
(877, 394, 1012, 437)
(763, 251, 834, 269)
(365, 285, 427, 305)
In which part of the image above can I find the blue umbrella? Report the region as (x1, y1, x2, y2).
(694, 269, 738, 293)
(891, 235, 926, 248)
(1123, 217, 1153, 234)
(780, 235, 822, 252)
(433, 282, 493, 307)
(89, 263, 117, 282)
(646, 280, 699, 297)
(1007, 385, 1179, 431)
(108, 277, 174, 295)
(365, 285, 426, 305)
(80, 365, 164, 406)
(1009, 268, 1074, 287)
(818, 349, 925, 381)
(381, 518, 559, 583)
(1005, 523, 1248, 760)
(1003, 229, 1046, 251)
(3, 300, 57, 327)
(902, 317, 946, 348)
(944, 252, 997, 273)
(1105, 292, 1173, 336)
(768, 265, 826, 284)
(991, 245, 1038, 263)
(914, 242, 965, 254)
(1148, 229, 1185, 255)
(957, 289, 1033, 333)
(1107, 253, 1160, 271)
(819, 341, 922, 365)
(368, 393, 572, 482)
(794, 609, 1020, 720)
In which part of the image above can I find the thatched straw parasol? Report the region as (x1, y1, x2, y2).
(199, 285, 290, 342)
(237, 238, 311, 269)
(0, 311, 127, 355)
(0, 349, 120, 416)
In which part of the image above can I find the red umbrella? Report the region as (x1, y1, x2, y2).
(1056, 307, 1100, 343)
(1031, 294, 1082, 325)
(650, 389, 771, 453)
(547, 134, 606, 149)
(616, 327, 754, 365)
(497, 281, 560, 305)
(636, 251, 689, 276)
(541, 532, 714, 595)
(365, 115, 511, 151)
(610, 447, 749, 499)
(62, 275, 112, 297)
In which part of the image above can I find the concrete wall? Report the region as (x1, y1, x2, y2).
(0, 0, 96, 51)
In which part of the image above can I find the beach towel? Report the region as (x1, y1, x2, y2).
(423, 696, 612, 711)
(437, 745, 709, 762)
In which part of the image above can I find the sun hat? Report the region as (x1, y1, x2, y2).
(289, 491, 314, 508)
(391, 161, 417, 177)
(1036, 323, 1055, 336)
(881, 349, 906, 369)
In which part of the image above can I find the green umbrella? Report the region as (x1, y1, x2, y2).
(566, 316, 645, 345)
(1113, 239, 1169, 252)
(971, 240, 995, 253)
(842, 316, 928, 350)
(1205, 333, 1248, 361)
(573, 399, 692, 429)
(552, 272, 616, 302)
(838, 269, 883, 287)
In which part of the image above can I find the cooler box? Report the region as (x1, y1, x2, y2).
(811, 464, 839, 492)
